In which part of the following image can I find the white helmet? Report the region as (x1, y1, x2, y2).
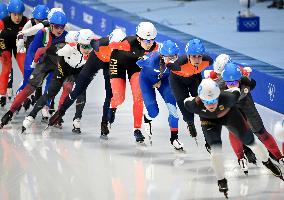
(77, 29, 95, 45)
(213, 54, 231, 74)
(197, 78, 220, 101)
(65, 31, 79, 43)
(47, 8, 65, 21)
(274, 120, 284, 142)
(109, 28, 126, 43)
(136, 22, 157, 40)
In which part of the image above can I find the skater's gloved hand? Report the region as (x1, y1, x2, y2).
(16, 33, 25, 53)
(241, 66, 252, 77)
(184, 96, 195, 104)
(209, 71, 219, 80)
(203, 70, 212, 79)
(31, 61, 37, 69)
(152, 80, 161, 89)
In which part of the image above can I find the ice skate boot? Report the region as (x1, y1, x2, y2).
(22, 116, 35, 133)
(7, 88, 13, 100)
(41, 106, 51, 123)
(23, 98, 32, 111)
(100, 120, 109, 140)
(108, 108, 117, 125)
(217, 178, 228, 199)
(53, 118, 64, 129)
(278, 156, 284, 165)
(0, 110, 13, 128)
(48, 110, 65, 127)
(0, 96, 6, 107)
(144, 115, 153, 144)
(243, 145, 257, 165)
(171, 138, 184, 151)
(72, 118, 81, 134)
(238, 158, 248, 175)
(262, 158, 284, 181)
(170, 132, 184, 151)
(134, 129, 145, 143)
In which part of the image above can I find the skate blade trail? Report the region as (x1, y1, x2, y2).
(100, 135, 109, 140)
(135, 145, 147, 152)
(42, 125, 50, 135)
(136, 142, 147, 150)
(148, 135, 153, 146)
(194, 137, 198, 146)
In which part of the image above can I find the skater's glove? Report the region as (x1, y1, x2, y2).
(16, 33, 25, 53)
(203, 70, 212, 78)
(240, 66, 252, 77)
(31, 61, 37, 69)
(184, 96, 195, 104)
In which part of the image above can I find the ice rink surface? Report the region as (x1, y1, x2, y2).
(0, 68, 283, 200)
(0, 0, 284, 199)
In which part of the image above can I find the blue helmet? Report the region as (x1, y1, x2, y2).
(32, 5, 49, 20)
(185, 38, 205, 55)
(0, 3, 8, 19)
(221, 62, 242, 81)
(159, 40, 179, 56)
(48, 11, 67, 25)
(7, 0, 25, 14)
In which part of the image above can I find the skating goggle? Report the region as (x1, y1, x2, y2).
(162, 55, 178, 62)
(80, 44, 92, 49)
(225, 80, 239, 86)
(140, 38, 155, 43)
(52, 24, 65, 29)
(202, 98, 218, 106)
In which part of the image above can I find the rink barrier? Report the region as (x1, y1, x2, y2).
(20, 0, 284, 114)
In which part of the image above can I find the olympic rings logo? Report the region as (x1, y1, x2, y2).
(243, 20, 258, 29)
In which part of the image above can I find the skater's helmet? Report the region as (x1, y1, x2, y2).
(159, 40, 179, 56)
(109, 28, 126, 43)
(0, 3, 8, 19)
(48, 11, 67, 25)
(77, 29, 95, 45)
(213, 54, 231, 74)
(7, 0, 25, 14)
(221, 62, 242, 82)
(185, 38, 205, 55)
(136, 21, 157, 40)
(65, 31, 79, 43)
(32, 5, 49, 20)
(198, 78, 220, 105)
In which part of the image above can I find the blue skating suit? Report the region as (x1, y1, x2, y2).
(137, 52, 178, 131)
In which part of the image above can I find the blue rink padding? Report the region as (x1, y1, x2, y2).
(21, 0, 284, 115)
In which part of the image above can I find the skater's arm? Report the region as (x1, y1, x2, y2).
(240, 76, 256, 90)
(220, 89, 240, 108)
(184, 96, 202, 114)
(111, 49, 141, 67)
